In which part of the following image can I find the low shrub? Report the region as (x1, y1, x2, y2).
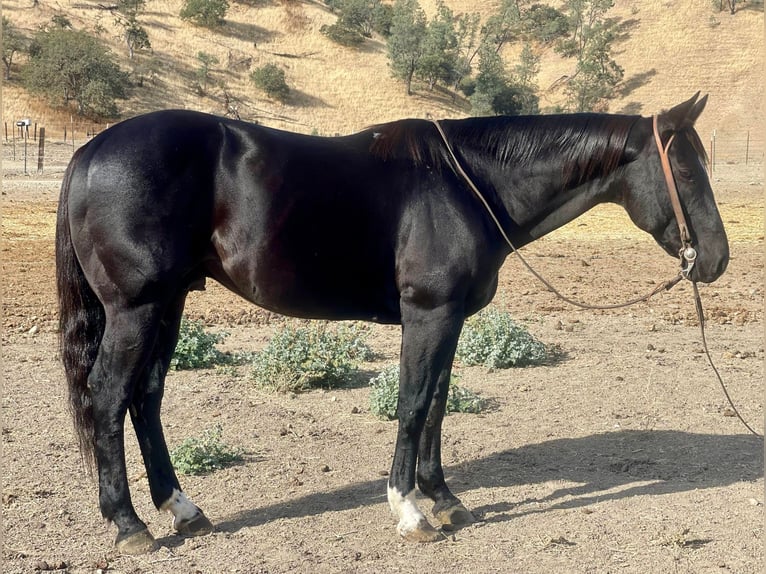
(170, 318, 228, 370)
(251, 322, 371, 393)
(170, 425, 243, 475)
(456, 308, 549, 368)
(250, 63, 289, 102)
(320, 23, 365, 47)
(446, 382, 486, 414)
(368, 365, 400, 420)
(368, 365, 486, 420)
(179, 0, 228, 28)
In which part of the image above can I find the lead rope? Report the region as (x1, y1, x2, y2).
(691, 282, 762, 437)
(652, 117, 761, 438)
(432, 119, 762, 438)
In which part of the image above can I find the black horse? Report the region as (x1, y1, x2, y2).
(56, 94, 728, 553)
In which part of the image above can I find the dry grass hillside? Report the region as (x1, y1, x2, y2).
(2, 0, 763, 140)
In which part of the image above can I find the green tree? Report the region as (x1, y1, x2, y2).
(469, 38, 539, 116)
(117, 14, 151, 59)
(23, 27, 129, 118)
(1, 17, 25, 80)
(491, 84, 535, 115)
(509, 44, 540, 114)
(371, 2, 394, 36)
(557, 0, 612, 59)
(327, 0, 392, 37)
(387, 0, 427, 95)
(557, 0, 623, 111)
(481, 0, 525, 53)
(251, 63, 289, 101)
(114, 0, 150, 60)
(522, 3, 569, 43)
(417, 1, 459, 90)
(194, 51, 219, 95)
(470, 40, 507, 114)
(339, 0, 376, 37)
(451, 11, 481, 84)
(320, 23, 366, 47)
(180, 0, 228, 28)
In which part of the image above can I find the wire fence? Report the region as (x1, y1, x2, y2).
(2, 120, 764, 175)
(709, 132, 764, 172)
(4, 120, 109, 145)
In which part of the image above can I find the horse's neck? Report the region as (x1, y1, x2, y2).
(468, 161, 618, 249)
(519, 180, 609, 241)
(448, 118, 627, 246)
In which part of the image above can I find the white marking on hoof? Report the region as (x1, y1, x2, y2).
(161, 489, 201, 529)
(387, 485, 428, 537)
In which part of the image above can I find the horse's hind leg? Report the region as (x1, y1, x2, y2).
(417, 366, 476, 531)
(129, 294, 213, 538)
(90, 303, 165, 554)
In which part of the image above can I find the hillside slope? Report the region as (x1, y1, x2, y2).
(2, 0, 762, 139)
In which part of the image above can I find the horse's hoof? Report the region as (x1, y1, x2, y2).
(434, 502, 476, 531)
(398, 519, 444, 543)
(175, 511, 214, 537)
(115, 528, 159, 555)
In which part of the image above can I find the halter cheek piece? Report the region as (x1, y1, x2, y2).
(651, 115, 697, 280)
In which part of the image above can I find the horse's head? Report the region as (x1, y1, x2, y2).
(620, 93, 729, 283)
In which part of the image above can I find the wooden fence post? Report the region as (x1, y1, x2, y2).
(37, 128, 46, 174)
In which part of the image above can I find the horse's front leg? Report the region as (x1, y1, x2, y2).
(417, 365, 476, 531)
(388, 301, 463, 542)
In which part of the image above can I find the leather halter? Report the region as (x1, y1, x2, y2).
(652, 115, 697, 279)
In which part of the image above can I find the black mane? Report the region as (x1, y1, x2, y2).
(369, 114, 640, 186)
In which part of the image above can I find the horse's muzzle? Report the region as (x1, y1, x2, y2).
(690, 244, 729, 284)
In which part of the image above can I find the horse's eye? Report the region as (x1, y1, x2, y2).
(678, 168, 693, 179)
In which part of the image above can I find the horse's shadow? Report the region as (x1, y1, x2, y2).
(206, 430, 762, 536)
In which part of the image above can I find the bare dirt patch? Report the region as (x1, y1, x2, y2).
(2, 162, 763, 574)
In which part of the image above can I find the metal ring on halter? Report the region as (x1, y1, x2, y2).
(680, 245, 697, 279)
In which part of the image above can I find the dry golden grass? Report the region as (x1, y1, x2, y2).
(548, 201, 763, 244)
(1, 0, 762, 138)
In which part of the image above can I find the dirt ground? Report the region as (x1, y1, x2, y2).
(2, 142, 763, 574)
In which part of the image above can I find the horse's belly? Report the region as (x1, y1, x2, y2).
(215, 253, 402, 324)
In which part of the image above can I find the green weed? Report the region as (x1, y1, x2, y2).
(368, 365, 486, 420)
(456, 308, 549, 368)
(170, 317, 229, 370)
(170, 425, 243, 475)
(251, 322, 372, 393)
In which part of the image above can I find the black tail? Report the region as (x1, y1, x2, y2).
(56, 146, 104, 471)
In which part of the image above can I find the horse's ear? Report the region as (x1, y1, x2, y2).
(687, 93, 708, 124)
(661, 92, 707, 131)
